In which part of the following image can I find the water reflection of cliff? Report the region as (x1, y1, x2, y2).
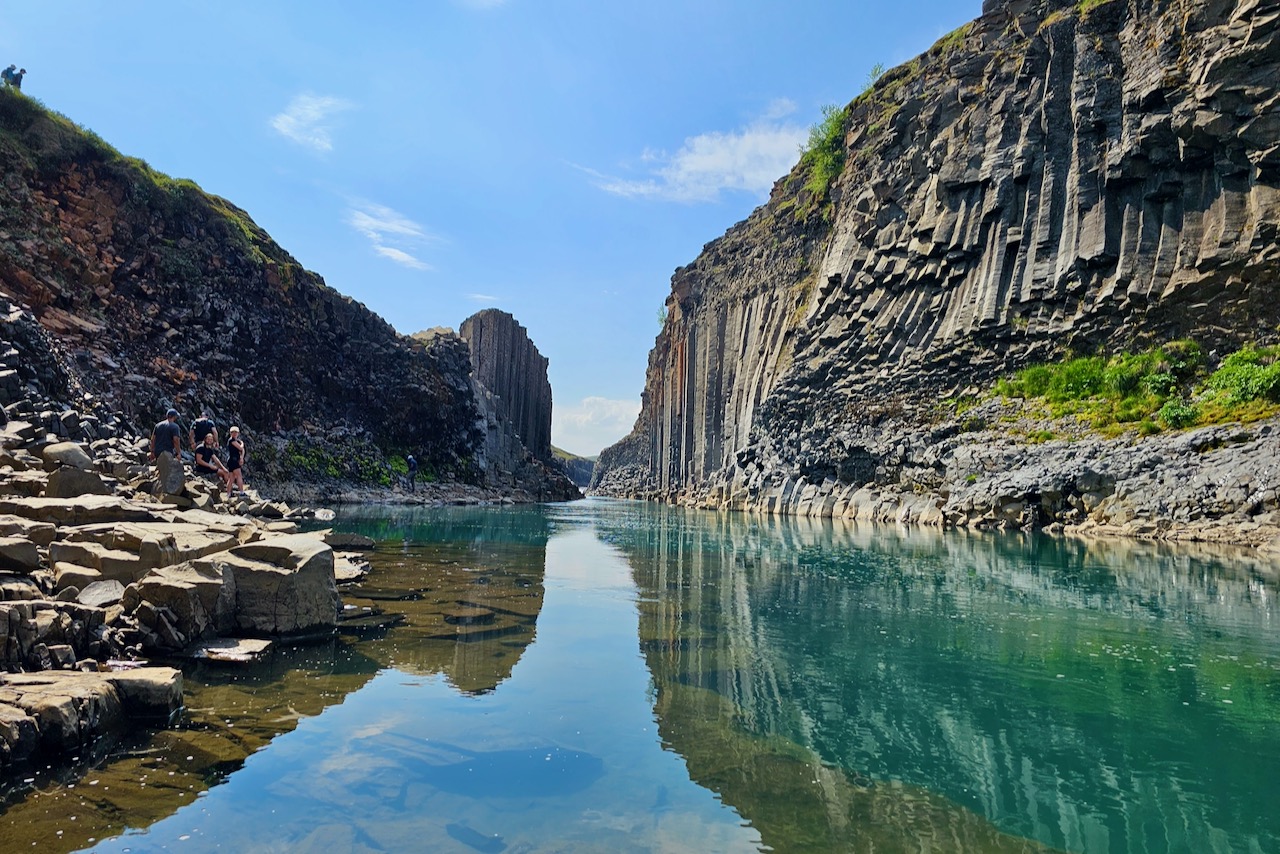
(599, 502, 1280, 854)
(333, 505, 553, 694)
(0, 641, 383, 853)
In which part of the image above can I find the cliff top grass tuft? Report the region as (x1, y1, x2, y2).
(0, 87, 275, 263)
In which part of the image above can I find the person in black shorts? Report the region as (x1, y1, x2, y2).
(195, 433, 232, 492)
(225, 425, 247, 496)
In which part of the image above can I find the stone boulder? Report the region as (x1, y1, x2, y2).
(0, 536, 40, 572)
(0, 514, 56, 546)
(205, 534, 338, 637)
(45, 466, 112, 499)
(122, 561, 236, 643)
(40, 442, 93, 472)
(77, 579, 125, 608)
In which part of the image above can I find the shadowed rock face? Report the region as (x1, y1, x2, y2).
(0, 91, 480, 480)
(460, 309, 553, 462)
(595, 0, 1280, 512)
(455, 310, 578, 499)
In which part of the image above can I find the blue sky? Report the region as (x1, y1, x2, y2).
(3, 0, 978, 456)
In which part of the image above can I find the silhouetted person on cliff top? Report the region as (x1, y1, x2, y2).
(2, 66, 26, 90)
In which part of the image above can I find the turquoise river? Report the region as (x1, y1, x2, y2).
(1, 498, 1278, 853)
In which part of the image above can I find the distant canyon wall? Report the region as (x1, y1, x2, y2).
(455, 310, 577, 499)
(594, 0, 1280, 524)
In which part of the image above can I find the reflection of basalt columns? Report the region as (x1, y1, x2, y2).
(612, 506, 1280, 853)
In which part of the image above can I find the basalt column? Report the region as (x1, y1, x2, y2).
(459, 309, 554, 462)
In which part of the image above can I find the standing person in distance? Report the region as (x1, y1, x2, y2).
(225, 425, 248, 496)
(406, 454, 418, 493)
(149, 408, 185, 495)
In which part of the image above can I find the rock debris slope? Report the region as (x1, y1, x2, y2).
(594, 0, 1280, 543)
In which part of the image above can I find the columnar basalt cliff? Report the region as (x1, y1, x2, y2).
(453, 310, 578, 499)
(0, 90, 509, 488)
(594, 0, 1280, 544)
(460, 309, 554, 462)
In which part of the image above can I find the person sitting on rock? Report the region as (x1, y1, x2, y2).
(195, 432, 233, 491)
(225, 425, 247, 496)
(189, 410, 218, 452)
(149, 407, 185, 495)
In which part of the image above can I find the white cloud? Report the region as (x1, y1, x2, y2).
(375, 246, 431, 271)
(270, 94, 353, 152)
(589, 106, 808, 204)
(466, 293, 499, 302)
(346, 202, 440, 271)
(552, 397, 641, 458)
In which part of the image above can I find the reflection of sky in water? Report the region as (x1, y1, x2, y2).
(69, 499, 1280, 854)
(90, 523, 764, 853)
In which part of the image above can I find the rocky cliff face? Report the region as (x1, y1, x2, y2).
(0, 90, 481, 483)
(452, 310, 578, 499)
(594, 0, 1280, 541)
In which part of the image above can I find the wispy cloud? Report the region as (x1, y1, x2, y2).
(588, 101, 807, 203)
(375, 246, 431, 271)
(270, 94, 354, 152)
(466, 293, 499, 302)
(552, 397, 641, 457)
(346, 202, 439, 271)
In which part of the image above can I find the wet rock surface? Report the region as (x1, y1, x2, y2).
(594, 0, 1280, 547)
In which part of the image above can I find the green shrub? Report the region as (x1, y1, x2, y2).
(800, 104, 848, 200)
(1157, 398, 1199, 428)
(1204, 346, 1280, 404)
(1141, 372, 1177, 397)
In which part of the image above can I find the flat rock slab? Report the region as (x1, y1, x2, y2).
(0, 667, 181, 757)
(40, 442, 93, 471)
(334, 553, 371, 583)
(324, 532, 377, 550)
(185, 637, 273, 663)
(77, 579, 125, 608)
(443, 606, 496, 626)
(0, 496, 168, 526)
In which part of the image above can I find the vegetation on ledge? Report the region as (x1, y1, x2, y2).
(991, 341, 1280, 436)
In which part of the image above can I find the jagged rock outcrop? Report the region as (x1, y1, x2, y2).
(0, 91, 479, 483)
(594, 0, 1280, 542)
(453, 310, 578, 499)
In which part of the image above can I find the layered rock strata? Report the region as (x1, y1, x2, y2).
(594, 0, 1280, 543)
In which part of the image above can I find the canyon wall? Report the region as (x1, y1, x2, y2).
(0, 91, 488, 485)
(454, 310, 578, 499)
(594, 0, 1280, 540)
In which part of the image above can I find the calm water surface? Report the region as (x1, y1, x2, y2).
(1, 498, 1278, 853)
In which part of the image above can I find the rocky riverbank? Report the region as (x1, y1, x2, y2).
(0, 398, 389, 774)
(596, 399, 1280, 551)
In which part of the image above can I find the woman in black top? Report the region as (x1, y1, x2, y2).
(226, 426, 247, 496)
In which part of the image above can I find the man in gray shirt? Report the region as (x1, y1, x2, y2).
(149, 408, 185, 495)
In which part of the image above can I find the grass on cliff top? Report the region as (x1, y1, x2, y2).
(0, 87, 275, 263)
(991, 341, 1280, 437)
